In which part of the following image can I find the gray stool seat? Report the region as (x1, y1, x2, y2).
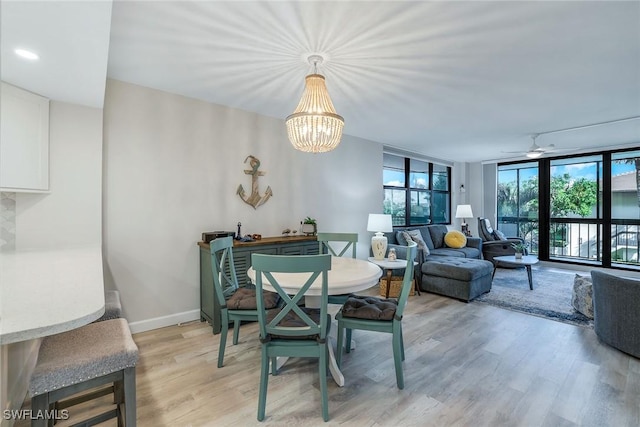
(29, 318, 138, 426)
(421, 257, 494, 302)
(94, 290, 122, 322)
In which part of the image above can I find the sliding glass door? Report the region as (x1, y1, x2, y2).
(498, 147, 640, 270)
(611, 150, 640, 268)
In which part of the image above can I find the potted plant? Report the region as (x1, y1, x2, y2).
(511, 241, 527, 259)
(301, 217, 317, 236)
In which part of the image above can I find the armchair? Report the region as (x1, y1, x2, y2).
(591, 270, 640, 359)
(477, 218, 526, 265)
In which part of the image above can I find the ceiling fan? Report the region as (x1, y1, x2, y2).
(502, 134, 561, 159)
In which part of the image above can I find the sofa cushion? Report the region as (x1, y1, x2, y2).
(428, 225, 449, 249)
(428, 249, 466, 258)
(444, 230, 467, 248)
(422, 257, 493, 281)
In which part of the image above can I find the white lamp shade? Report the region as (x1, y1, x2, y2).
(455, 205, 473, 219)
(367, 214, 393, 232)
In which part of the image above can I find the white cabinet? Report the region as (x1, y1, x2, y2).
(0, 82, 50, 192)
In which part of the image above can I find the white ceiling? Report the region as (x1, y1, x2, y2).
(3, 1, 640, 163)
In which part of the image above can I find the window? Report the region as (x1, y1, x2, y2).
(383, 153, 451, 226)
(498, 147, 640, 271)
(497, 162, 539, 253)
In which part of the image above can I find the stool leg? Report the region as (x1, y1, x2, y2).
(31, 393, 49, 427)
(123, 367, 137, 427)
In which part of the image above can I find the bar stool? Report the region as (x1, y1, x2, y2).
(29, 318, 138, 427)
(51, 290, 124, 416)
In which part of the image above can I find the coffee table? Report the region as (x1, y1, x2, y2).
(492, 255, 539, 290)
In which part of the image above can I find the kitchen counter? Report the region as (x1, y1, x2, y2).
(0, 246, 105, 345)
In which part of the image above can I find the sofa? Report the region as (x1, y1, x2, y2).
(384, 224, 483, 287)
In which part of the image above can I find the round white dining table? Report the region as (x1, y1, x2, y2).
(248, 256, 382, 308)
(247, 256, 383, 386)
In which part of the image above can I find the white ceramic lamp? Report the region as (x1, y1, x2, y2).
(367, 214, 393, 260)
(455, 204, 473, 236)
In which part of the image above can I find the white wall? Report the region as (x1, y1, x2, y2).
(15, 102, 103, 249)
(102, 79, 382, 330)
(1, 101, 103, 426)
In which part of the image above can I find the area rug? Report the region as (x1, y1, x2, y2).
(474, 265, 593, 328)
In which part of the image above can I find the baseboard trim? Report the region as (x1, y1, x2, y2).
(128, 309, 201, 334)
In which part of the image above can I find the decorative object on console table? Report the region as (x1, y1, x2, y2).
(455, 204, 473, 237)
(367, 213, 393, 260)
(301, 217, 317, 236)
(202, 231, 235, 244)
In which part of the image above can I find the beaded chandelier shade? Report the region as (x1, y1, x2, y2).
(286, 56, 344, 153)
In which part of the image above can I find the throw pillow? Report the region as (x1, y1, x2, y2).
(444, 230, 467, 249)
(493, 229, 507, 241)
(396, 230, 408, 246)
(572, 274, 594, 319)
(402, 230, 430, 256)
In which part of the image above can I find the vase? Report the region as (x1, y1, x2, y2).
(301, 223, 316, 236)
(515, 252, 523, 259)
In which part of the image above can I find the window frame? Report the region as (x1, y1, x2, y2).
(383, 154, 452, 227)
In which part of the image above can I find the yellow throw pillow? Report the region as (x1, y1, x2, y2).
(444, 230, 467, 249)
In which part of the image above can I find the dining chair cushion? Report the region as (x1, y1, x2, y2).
(342, 295, 398, 321)
(226, 288, 280, 310)
(265, 308, 331, 340)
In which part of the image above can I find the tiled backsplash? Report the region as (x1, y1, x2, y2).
(1, 192, 16, 251)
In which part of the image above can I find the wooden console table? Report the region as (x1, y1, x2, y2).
(198, 235, 319, 334)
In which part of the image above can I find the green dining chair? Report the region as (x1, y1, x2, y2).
(210, 237, 280, 368)
(335, 241, 417, 389)
(317, 232, 357, 305)
(252, 253, 332, 422)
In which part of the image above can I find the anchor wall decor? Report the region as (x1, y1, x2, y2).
(236, 155, 273, 209)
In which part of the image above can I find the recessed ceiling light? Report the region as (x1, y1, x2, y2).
(15, 48, 39, 61)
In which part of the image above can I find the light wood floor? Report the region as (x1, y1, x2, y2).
(17, 291, 640, 427)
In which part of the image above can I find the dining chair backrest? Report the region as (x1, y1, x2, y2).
(317, 232, 358, 258)
(210, 236, 239, 304)
(395, 241, 417, 319)
(251, 254, 332, 341)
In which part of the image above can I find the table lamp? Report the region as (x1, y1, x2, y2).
(367, 214, 393, 260)
(455, 204, 473, 236)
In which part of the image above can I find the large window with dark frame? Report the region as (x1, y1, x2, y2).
(497, 147, 640, 270)
(383, 153, 451, 227)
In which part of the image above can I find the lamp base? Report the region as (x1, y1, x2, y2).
(461, 223, 470, 237)
(371, 232, 388, 260)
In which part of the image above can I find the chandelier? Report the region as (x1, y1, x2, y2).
(285, 55, 344, 153)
